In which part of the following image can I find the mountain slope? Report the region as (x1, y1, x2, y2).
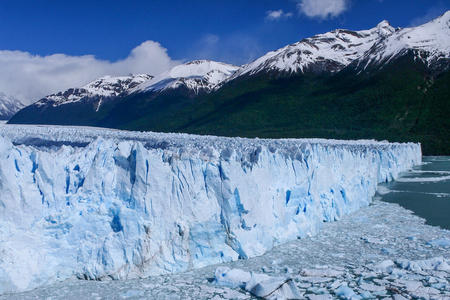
(357, 11, 450, 70)
(9, 61, 240, 127)
(8, 12, 450, 154)
(165, 53, 448, 155)
(133, 60, 240, 94)
(0, 93, 26, 120)
(34, 74, 152, 111)
(8, 74, 152, 125)
(229, 20, 396, 78)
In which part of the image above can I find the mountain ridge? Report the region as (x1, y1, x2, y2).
(8, 12, 450, 154)
(0, 93, 26, 120)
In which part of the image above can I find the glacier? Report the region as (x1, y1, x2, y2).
(0, 125, 421, 295)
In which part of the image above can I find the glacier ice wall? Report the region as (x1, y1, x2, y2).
(0, 125, 421, 294)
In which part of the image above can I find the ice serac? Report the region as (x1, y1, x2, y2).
(0, 125, 421, 294)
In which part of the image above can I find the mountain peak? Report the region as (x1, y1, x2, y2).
(185, 60, 212, 65)
(133, 60, 240, 94)
(374, 20, 396, 36)
(33, 74, 153, 110)
(437, 10, 450, 20)
(377, 20, 391, 28)
(230, 20, 400, 78)
(0, 93, 26, 120)
(359, 10, 450, 69)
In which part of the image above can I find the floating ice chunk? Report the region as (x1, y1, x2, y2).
(335, 284, 361, 299)
(307, 294, 332, 300)
(368, 259, 394, 274)
(122, 289, 145, 298)
(411, 286, 440, 297)
(359, 283, 386, 292)
(396, 257, 449, 272)
(214, 267, 302, 299)
(361, 236, 387, 244)
(359, 291, 375, 299)
(246, 276, 301, 299)
(375, 186, 391, 195)
(213, 267, 251, 288)
(376, 260, 394, 269)
(428, 239, 450, 247)
(395, 175, 450, 183)
(392, 295, 409, 300)
(430, 282, 446, 290)
(380, 248, 396, 255)
(221, 288, 251, 299)
(300, 268, 344, 277)
(396, 279, 423, 292)
(299, 276, 334, 283)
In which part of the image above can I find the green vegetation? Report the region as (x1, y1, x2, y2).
(9, 54, 449, 155)
(116, 55, 449, 155)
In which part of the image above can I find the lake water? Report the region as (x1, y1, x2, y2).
(377, 156, 450, 230)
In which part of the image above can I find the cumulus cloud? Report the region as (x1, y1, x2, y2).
(0, 41, 181, 103)
(265, 10, 293, 21)
(297, 0, 349, 20)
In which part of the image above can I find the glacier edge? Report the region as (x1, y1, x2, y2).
(0, 125, 421, 294)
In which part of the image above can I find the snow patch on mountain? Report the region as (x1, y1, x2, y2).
(133, 60, 240, 94)
(34, 74, 152, 110)
(12, 13, 449, 115)
(229, 11, 449, 79)
(230, 21, 396, 78)
(0, 93, 26, 120)
(0, 124, 421, 294)
(360, 11, 450, 69)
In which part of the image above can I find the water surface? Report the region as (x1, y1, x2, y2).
(377, 156, 450, 230)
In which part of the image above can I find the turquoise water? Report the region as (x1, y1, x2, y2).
(377, 156, 450, 230)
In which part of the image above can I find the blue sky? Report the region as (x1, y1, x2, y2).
(0, 0, 449, 101)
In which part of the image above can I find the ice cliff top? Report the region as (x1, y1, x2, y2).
(0, 124, 418, 160)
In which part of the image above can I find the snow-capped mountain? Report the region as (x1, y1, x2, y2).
(28, 61, 239, 110)
(229, 20, 396, 79)
(358, 11, 450, 69)
(35, 74, 152, 110)
(14, 12, 449, 111)
(7, 12, 449, 155)
(133, 60, 240, 94)
(230, 11, 449, 79)
(0, 93, 26, 120)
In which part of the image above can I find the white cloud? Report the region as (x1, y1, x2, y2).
(265, 10, 293, 21)
(297, 0, 349, 20)
(0, 41, 181, 103)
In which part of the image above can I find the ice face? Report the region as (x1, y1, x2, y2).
(0, 125, 421, 294)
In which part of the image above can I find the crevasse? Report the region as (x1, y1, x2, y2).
(0, 126, 421, 294)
